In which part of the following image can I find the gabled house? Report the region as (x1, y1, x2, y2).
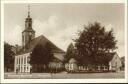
(109, 53, 122, 72)
(65, 58, 78, 72)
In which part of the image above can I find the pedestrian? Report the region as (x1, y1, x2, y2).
(16, 68, 18, 74)
(50, 68, 53, 77)
(30, 68, 32, 74)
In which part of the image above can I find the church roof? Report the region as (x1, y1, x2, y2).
(17, 35, 65, 55)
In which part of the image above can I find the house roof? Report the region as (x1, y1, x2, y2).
(54, 55, 65, 62)
(106, 53, 116, 62)
(95, 52, 116, 64)
(17, 35, 65, 55)
(69, 58, 77, 63)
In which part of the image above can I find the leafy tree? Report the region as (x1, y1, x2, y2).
(30, 42, 54, 72)
(4, 42, 15, 72)
(75, 22, 117, 65)
(64, 43, 76, 63)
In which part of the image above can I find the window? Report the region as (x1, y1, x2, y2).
(29, 22, 31, 27)
(19, 58, 20, 64)
(20, 58, 22, 65)
(24, 66, 26, 71)
(17, 58, 18, 64)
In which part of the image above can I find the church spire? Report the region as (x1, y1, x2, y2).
(22, 4, 35, 50)
(25, 4, 32, 29)
(28, 5, 30, 17)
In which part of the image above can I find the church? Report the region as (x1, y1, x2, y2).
(14, 7, 65, 73)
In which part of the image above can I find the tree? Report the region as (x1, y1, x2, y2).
(4, 42, 15, 72)
(30, 42, 54, 72)
(64, 43, 76, 63)
(75, 22, 117, 65)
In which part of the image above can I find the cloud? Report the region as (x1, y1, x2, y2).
(4, 15, 81, 51)
(105, 24, 113, 31)
(33, 15, 66, 37)
(4, 15, 125, 57)
(48, 25, 80, 51)
(116, 45, 125, 57)
(105, 24, 125, 57)
(115, 29, 125, 57)
(4, 25, 23, 45)
(33, 15, 81, 51)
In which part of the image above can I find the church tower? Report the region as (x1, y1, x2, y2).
(22, 5, 35, 49)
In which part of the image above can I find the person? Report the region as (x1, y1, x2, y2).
(51, 68, 53, 75)
(30, 68, 32, 74)
(16, 68, 18, 74)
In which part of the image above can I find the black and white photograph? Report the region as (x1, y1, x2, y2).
(1, 0, 128, 83)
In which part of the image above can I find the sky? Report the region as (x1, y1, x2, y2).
(4, 3, 125, 57)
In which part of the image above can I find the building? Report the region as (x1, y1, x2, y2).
(14, 7, 65, 73)
(11, 45, 22, 55)
(65, 58, 78, 72)
(65, 53, 122, 72)
(89, 52, 122, 72)
(109, 53, 122, 72)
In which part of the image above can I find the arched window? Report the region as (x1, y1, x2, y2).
(29, 22, 31, 27)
